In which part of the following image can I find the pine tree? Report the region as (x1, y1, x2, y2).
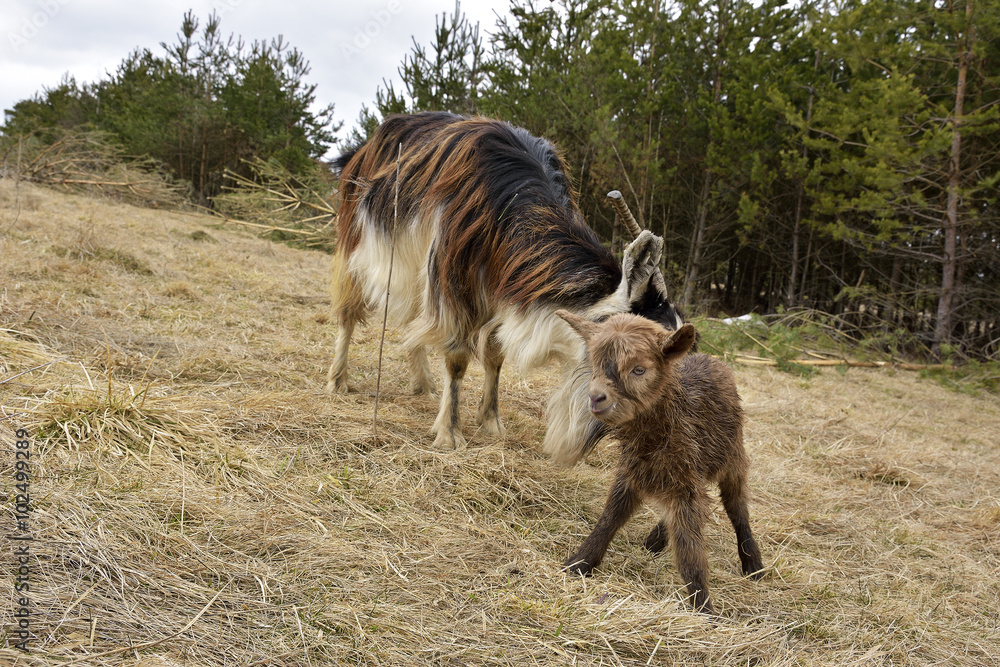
(2, 10, 339, 200)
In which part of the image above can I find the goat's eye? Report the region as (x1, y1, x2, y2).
(631, 366, 646, 377)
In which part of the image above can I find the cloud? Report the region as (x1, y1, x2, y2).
(1, 0, 506, 146)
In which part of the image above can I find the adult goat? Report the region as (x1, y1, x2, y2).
(327, 112, 683, 462)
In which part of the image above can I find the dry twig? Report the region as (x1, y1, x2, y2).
(373, 143, 401, 437)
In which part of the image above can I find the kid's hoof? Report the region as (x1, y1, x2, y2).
(563, 557, 594, 576)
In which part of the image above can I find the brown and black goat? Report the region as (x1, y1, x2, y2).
(327, 112, 683, 459)
(556, 310, 764, 614)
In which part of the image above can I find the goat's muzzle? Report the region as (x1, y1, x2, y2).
(589, 392, 612, 416)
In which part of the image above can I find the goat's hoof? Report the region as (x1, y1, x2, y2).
(411, 381, 436, 396)
(326, 380, 350, 395)
(477, 416, 507, 438)
(563, 557, 594, 577)
(431, 429, 467, 451)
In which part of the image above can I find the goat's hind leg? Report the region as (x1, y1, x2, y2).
(408, 344, 435, 395)
(430, 348, 469, 449)
(475, 334, 506, 437)
(719, 467, 765, 579)
(665, 490, 714, 613)
(326, 317, 356, 393)
(326, 303, 363, 395)
(326, 255, 365, 394)
(644, 520, 669, 554)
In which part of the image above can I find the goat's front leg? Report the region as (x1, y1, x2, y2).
(718, 466, 765, 579)
(564, 473, 640, 576)
(430, 349, 469, 449)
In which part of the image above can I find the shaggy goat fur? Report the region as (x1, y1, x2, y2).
(556, 311, 764, 614)
(327, 112, 682, 458)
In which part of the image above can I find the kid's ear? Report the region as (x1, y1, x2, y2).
(661, 323, 697, 362)
(556, 310, 599, 342)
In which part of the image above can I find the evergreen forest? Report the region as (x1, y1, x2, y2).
(3, 0, 998, 361)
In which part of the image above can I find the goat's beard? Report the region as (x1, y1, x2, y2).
(542, 359, 602, 466)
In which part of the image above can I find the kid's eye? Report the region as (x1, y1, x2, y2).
(631, 366, 646, 376)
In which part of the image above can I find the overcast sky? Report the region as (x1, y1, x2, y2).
(1, 0, 508, 151)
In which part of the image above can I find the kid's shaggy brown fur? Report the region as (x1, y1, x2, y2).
(556, 311, 765, 614)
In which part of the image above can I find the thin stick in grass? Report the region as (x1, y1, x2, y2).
(59, 583, 229, 665)
(0, 356, 68, 386)
(180, 447, 186, 536)
(294, 605, 314, 667)
(373, 143, 401, 437)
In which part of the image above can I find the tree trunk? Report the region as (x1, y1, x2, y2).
(682, 0, 728, 308)
(799, 225, 814, 306)
(787, 188, 802, 308)
(200, 122, 208, 196)
(683, 168, 712, 306)
(177, 114, 185, 181)
(787, 65, 818, 308)
(933, 0, 973, 358)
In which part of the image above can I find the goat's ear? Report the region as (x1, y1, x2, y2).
(661, 323, 697, 363)
(556, 309, 599, 342)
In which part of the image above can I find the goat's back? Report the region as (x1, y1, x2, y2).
(335, 112, 623, 331)
(675, 353, 746, 479)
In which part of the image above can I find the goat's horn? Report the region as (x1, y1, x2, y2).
(607, 190, 642, 239)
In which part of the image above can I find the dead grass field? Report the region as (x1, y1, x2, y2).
(1, 179, 999, 666)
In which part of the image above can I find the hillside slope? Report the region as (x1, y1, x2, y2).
(1, 180, 999, 665)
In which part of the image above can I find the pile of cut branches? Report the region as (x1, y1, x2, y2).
(1, 129, 190, 208)
(211, 157, 337, 251)
(697, 309, 964, 377)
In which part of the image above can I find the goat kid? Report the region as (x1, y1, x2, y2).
(556, 311, 764, 614)
(327, 112, 682, 459)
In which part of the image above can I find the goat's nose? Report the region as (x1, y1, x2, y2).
(589, 393, 609, 413)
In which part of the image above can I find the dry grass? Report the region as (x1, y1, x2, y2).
(1, 178, 999, 665)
